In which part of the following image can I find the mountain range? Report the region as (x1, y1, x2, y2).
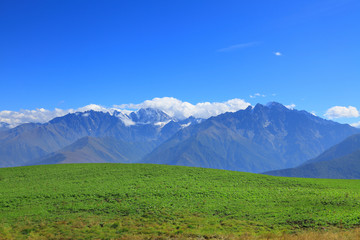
(0, 102, 359, 177)
(0, 109, 200, 167)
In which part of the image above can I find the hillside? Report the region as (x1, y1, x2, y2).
(1, 164, 360, 239)
(264, 134, 360, 179)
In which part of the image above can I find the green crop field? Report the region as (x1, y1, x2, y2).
(0, 163, 360, 239)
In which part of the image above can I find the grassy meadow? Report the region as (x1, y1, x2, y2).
(0, 163, 360, 239)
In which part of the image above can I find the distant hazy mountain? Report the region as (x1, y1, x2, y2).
(0, 109, 200, 167)
(264, 134, 360, 179)
(142, 102, 360, 173)
(0, 122, 10, 131)
(28, 136, 146, 165)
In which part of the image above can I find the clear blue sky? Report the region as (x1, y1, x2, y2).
(1, 0, 359, 123)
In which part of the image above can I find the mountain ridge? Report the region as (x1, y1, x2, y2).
(142, 103, 360, 173)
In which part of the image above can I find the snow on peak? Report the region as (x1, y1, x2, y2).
(113, 111, 135, 126)
(130, 108, 173, 124)
(181, 122, 191, 128)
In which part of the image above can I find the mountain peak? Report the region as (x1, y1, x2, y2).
(266, 102, 288, 110)
(253, 102, 288, 112)
(245, 105, 253, 111)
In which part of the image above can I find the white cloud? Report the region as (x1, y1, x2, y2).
(217, 42, 260, 52)
(274, 52, 282, 56)
(0, 108, 70, 128)
(77, 104, 110, 112)
(0, 98, 251, 128)
(250, 93, 266, 98)
(324, 106, 360, 119)
(351, 121, 360, 128)
(116, 97, 251, 120)
(310, 111, 317, 116)
(285, 104, 296, 110)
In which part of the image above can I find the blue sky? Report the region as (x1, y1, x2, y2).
(1, 0, 360, 125)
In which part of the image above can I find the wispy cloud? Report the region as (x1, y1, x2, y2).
(250, 93, 266, 99)
(217, 42, 260, 52)
(324, 106, 360, 119)
(274, 52, 282, 56)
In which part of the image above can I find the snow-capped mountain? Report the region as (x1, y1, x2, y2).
(129, 108, 174, 124)
(1, 103, 359, 174)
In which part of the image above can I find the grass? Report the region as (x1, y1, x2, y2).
(0, 163, 360, 239)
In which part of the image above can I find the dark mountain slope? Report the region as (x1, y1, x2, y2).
(264, 133, 360, 179)
(301, 133, 360, 165)
(264, 150, 360, 179)
(143, 103, 359, 173)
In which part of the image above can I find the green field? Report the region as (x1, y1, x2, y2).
(0, 163, 360, 239)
